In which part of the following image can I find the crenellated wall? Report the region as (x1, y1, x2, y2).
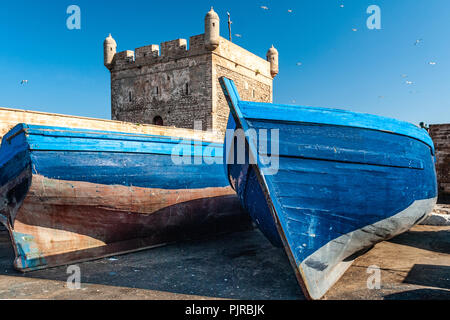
(111, 35, 209, 72)
(429, 124, 450, 203)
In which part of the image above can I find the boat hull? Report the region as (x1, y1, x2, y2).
(220, 77, 438, 299)
(0, 124, 250, 272)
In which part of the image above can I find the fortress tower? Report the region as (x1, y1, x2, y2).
(104, 8, 278, 137)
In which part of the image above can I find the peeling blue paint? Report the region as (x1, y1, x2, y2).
(220, 77, 437, 298)
(12, 232, 47, 270)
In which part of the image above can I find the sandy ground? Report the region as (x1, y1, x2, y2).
(0, 225, 448, 300)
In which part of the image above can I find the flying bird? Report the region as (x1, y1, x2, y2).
(296, 62, 303, 66)
(405, 81, 413, 85)
(340, 4, 344, 8)
(352, 28, 358, 32)
(428, 61, 436, 65)
(260, 6, 269, 10)
(20, 80, 28, 85)
(414, 39, 423, 46)
(234, 34, 242, 38)
(288, 9, 293, 13)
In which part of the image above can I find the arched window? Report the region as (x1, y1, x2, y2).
(153, 116, 163, 126)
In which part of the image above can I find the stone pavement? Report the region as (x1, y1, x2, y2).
(0, 225, 448, 300)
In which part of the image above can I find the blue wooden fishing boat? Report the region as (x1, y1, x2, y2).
(220, 77, 437, 300)
(0, 123, 249, 271)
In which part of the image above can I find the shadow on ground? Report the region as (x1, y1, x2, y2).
(388, 230, 450, 254)
(0, 225, 449, 300)
(384, 289, 450, 300)
(0, 229, 305, 300)
(403, 264, 450, 290)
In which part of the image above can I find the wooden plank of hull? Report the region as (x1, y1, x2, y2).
(3, 174, 248, 272)
(220, 77, 438, 300)
(0, 122, 253, 271)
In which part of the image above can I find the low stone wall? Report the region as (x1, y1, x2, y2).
(0, 107, 223, 144)
(429, 124, 450, 203)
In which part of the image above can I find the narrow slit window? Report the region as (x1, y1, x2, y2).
(129, 91, 132, 102)
(185, 83, 189, 95)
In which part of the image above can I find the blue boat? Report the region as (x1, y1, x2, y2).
(220, 77, 437, 300)
(0, 123, 249, 271)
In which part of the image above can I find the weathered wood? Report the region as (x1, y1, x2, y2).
(0, 123, 250, 272)
(220, 77, 437, 300)
(9, 175, 246, 271)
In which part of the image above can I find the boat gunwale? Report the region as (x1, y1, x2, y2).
(239, 101, 435, 154)
(6, 125, 223, 147)
(0, 124, 224, 170)
(0, 106, 222, 141)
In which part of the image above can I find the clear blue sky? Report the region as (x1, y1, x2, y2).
(1, 0, 449, 125)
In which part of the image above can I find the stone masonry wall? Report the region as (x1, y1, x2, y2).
(110, 35, 214, 131)
(109, 34, 273, 137)
(111, 53, 213, 131)
(212, 63, 272, 133)
(211, 38, 273, 135)
(429, 124, 450, 203)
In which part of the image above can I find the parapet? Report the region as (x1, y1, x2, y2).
(109, 35, 208, 71)
(109, 34, 273, 79)
(134, 45, 160, 65)
(160, 39, 187, 58)
(188, 34, 208, 54)
(135, 45, 160, 59)
(116, 50, 135, 60)
(113, 50, 135, 68)
(106, 8, 276, 75)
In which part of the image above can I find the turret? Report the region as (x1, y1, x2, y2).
(104, 34, 117, 69)
(205, 7, 220, 51)
(266, 45, 279, 78)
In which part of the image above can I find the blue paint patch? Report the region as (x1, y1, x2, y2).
(12, 232, 47, 270)
(220, 77, 437, 266)
(238, 101, 434, 154)
(0, 124, 230, 190)
(31, 151, 228, 189)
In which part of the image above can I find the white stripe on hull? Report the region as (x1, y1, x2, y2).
(299, 197, 437, 300)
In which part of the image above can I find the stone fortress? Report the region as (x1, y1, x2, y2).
(103, 8, 278, 137)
